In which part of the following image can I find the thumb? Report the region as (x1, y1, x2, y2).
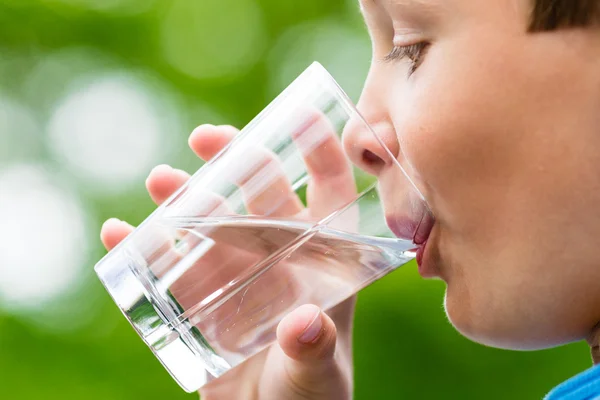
(274, 304, 350, 399)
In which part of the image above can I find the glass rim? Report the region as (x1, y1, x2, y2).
(305, 61, 428, 204)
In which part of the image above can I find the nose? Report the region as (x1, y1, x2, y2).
(343, 109, 431, 242)
(341, 72, 432, 242)
(342, 118, 400, 176)
(342, 93, 400, 177)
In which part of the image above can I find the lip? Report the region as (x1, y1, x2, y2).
(387, 210, 437, 277)
(416, 240, 426, 267)
(414, 210, 434, 245)
(386, 217, 420, 241)
(386, 209, 435, 244)
(415, 239, 437, 278)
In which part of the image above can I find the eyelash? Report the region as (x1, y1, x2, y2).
(383, 42, 428, 75)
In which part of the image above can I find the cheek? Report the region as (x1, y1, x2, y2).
(397, 76, 525, 340)
(391, 50, 522, 236)
(387, 42, 531, 343)
(388, 34, 600, 348)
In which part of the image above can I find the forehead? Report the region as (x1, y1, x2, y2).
(360, 0, 436, 7)
(360, 0, 450, 25)
(360, 0, 443, 15)
(362, 0, 528, 16)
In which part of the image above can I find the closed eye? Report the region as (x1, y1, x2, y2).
(383, 42, 429, 76)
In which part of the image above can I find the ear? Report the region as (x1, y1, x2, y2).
(589, 323, 600, 365)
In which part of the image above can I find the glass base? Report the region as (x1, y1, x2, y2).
(95, 249, 217, 393)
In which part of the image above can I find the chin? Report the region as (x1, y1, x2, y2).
(442, 290, 566, 351)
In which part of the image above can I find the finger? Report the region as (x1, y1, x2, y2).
(191, 124, 303, 216)
(145, 162, 231, 254)
(100, 218, 135, 251)
(293, 111, 357, 218)
(271, 304, 351, 399)
(143, 161, 234, 282)
(189, 124, 238, 161)
(278, 304, 334, 359)
(146, 164, 191, 205)
(234, 147, 304, 216)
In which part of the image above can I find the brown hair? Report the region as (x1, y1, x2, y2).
(530, 0, 599, 31)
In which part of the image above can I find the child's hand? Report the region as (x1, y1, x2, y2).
(100, 124, 355, 400)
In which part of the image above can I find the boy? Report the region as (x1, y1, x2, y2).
(101, 0, 600, 398)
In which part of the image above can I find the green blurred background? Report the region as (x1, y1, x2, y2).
(0, 0, 591, 398)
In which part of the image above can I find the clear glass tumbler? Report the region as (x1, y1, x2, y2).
(95, 62, 432, 392)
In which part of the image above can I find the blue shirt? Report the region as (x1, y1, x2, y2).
(546, 365, 600, 399)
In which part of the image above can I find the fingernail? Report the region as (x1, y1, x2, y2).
(152, 164, 172, 174)
(147, 165, 172, 186)
(103, 218, 122, 227)
(101, 218, 122, 236)
(189, 125, 214, 146)
(298, 309, 323, 344)
(193, 124, 216, 133)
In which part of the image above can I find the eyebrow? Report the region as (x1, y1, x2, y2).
(361, 0, 443, 20)
(362, 0, 440, 11)
(362, 0, 430, 7)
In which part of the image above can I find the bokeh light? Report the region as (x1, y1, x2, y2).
(0, 164, 88, 310)
(0, 97, 42, 164)
(47, 72, 178, 193)
(160, 0, 267, 81)
(41, 0, 157, 15)
(23, 48, 121, 117)
(268, 19, 372, 102)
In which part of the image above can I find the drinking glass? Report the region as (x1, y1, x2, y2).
(95, 62, 432, 392)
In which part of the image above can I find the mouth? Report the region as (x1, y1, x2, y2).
(386, 209, 435, 243)
(413, 210, 435, 245)
(386, 209, 437, 277)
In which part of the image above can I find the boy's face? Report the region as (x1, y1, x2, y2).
(347, 0, 600, 349)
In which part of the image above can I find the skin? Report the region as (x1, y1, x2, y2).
(102, 125, 356, 400)
(101, 0, 600, 398)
